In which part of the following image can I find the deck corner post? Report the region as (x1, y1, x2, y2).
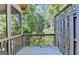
(7, 4, 12, 55)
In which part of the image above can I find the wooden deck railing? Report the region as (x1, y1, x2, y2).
(22, 34, 55, 46)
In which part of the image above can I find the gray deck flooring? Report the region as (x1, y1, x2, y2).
(16, 46, 62, 55)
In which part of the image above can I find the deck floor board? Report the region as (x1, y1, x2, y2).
(16, 46, 62, 55)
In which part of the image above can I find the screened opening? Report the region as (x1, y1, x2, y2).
(0, 5, 7, 39)
(67, 16, 70, 55)
(0, 42, 1, 53)
(0, 40, 8, 55)
(12, 36, 22, 54)
(11, 6, 21, 36)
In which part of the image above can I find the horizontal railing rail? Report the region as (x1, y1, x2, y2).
(23, 34, 55, 36)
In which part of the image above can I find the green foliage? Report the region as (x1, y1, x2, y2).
(45, 4, 64, 20)
(0, 4, 65, 46)
(33, 14, 45, 34)
(11, 14, 21, 35)
(0, 15, 6, 38)
(0, 15, 6, 33)
(23, 5, 36, 33)
(30, 36, 54, 46)
(22, 4, 65, 46)
(23, 5, 45, 34)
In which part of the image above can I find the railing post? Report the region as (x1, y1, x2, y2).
(1, 42, 3, 54)
(64, 16, 68, 55)
(54, 18, 56, 46)
(7, 4, 11, 55)
(70, 14, 74, 55)
(76, 7, 79, 54)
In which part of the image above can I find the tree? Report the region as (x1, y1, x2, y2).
(22, 4, 65, 46)
(23, 5, 36, 34)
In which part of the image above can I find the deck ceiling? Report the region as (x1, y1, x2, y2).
(12, 4, 27, 13)
(0, 4, 27, 13)
(0, 5, 6, 12)
(19, 4, 27, 11)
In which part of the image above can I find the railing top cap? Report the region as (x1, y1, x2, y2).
(54, 4, 72, 17)
(23, 34, 55, 36)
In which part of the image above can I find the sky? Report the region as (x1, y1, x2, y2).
(35, 5, 47, 15)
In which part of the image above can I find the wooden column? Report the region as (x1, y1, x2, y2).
(70, 14, 74, 55)
(64, 16, 68, 55)
(76, 10, 79, 55)
(7, 4, 11, 55)
(74, 5, 79, 55)
(55, 18, 58, 47)
(58, 19, 60, 48)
